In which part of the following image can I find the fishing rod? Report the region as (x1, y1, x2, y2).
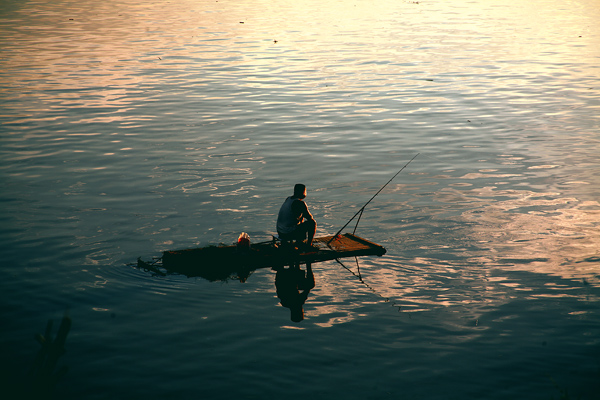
(328, 153, 419, 244)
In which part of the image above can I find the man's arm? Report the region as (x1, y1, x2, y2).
(292, 199, 315, 223)
(303, 204, 315, 223)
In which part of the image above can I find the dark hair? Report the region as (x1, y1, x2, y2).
(293, 184, 306, 197)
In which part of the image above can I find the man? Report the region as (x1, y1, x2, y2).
(276, 183, 317, 248)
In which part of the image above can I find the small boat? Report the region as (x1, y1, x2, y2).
(135, 157, 420, 282)
(137, 233, 386, 282)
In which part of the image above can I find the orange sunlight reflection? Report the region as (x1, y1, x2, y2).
(453, 187, 600, 282)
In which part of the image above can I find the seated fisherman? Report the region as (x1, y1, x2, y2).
(276, 184, 317, 248)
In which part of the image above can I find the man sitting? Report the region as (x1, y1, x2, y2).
(276, 184, 317, 249)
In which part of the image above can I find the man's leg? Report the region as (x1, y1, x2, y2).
(306, 219, 316, 245)
(297, 220, 316, 246)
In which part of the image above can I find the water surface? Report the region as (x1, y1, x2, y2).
(1, 0, 599, 399)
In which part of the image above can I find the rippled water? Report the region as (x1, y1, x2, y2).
(1, 0, 599, 399)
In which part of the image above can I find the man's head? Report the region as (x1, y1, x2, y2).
(293, 183, 307, 199)
(290, 306, 304, 322)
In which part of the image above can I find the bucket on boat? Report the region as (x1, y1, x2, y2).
(237, 232, 250, 250)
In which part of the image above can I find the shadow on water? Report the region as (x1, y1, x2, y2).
(274, 263, 315, 323)
(133, 237, 295, 283)
(133, 239, 319, 322)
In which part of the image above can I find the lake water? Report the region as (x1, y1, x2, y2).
(1, 0, 599, 399)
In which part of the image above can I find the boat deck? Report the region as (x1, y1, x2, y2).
(301, 234, 387, 263)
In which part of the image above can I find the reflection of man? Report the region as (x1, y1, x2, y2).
(276, 184, 317, 248)
(275, 263, 315, 322)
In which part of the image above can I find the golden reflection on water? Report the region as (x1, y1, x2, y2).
(2, 0, 599, 116)
(456, 187, 599, 282)
(294, 180, 597, 323)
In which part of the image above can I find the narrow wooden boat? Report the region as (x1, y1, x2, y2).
(137, 233, 386, 281)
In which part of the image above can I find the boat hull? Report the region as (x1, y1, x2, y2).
(154, 233, 386, 281)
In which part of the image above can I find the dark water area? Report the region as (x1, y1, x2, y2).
(1, 0, 599, 399)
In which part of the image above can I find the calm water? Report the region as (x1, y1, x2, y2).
(1, 0, 599, 398)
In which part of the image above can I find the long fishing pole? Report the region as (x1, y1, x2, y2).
(328, 153, 419, 244)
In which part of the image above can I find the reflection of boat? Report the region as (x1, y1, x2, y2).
(137, 233, 386, 281)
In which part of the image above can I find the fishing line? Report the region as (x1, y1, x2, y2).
(328, 152, 420, 244)
(335, 258, 403, 313)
